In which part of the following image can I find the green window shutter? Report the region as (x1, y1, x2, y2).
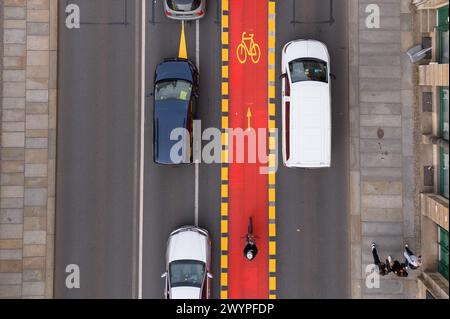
(438, 5, 449, 28)
(437, 6, 449, 63)
(439, 227, 449, 280)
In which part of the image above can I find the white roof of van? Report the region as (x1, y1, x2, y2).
(289, 81, 331, 167)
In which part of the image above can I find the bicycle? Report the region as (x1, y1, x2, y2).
(236, 32, 261, 64)
(243, 217, 258, 261)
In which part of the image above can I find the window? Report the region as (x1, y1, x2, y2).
(155, 80, 192, 101)
(168, 0, 201, 12)
(441, 87, 449, 141)
(169, 260, 205, 288)
(440, 147, 449, 199)
(437, 6, 449, 63)
(438, 227, 449, 280)
(289, 59, 328, 83)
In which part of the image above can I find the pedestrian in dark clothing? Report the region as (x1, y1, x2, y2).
(388, 255, 408, 277)
(371, 243, 389, 276)
(404, 244, 422, 270)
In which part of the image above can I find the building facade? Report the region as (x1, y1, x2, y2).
(414, 0, 449, 299)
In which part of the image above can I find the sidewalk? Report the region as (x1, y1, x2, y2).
(349, 0, 420, 298)
(0, 0, 58, 298)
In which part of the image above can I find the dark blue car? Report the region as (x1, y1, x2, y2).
(153, 58, 199, 165)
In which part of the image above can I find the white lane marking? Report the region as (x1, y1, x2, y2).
(194, 19, 200, 227)
(195, 161, 199, 226)
(196, 19, 200, 71)
(138, 0, 146, 300)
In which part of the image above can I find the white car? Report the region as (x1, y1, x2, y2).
(162, 226, 212, 299)
(281, 39, 332, 168)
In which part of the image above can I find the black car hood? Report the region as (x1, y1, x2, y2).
(154, 99, 190, 164)
(155, 60, 193, 83)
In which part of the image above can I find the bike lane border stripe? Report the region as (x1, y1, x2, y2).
(267, 0, 277, 300)
(220, 0, 230, 300)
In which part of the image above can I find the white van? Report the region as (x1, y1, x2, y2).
(281, 39, 332, 168)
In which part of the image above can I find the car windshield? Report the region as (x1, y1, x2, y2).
(289, 58, 328, 83)
(169, 260, 205, 288)
(168, 0, 201, 12)
(155, 80, 192, 101)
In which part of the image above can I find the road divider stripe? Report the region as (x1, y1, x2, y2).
(267, 0, 277, 299)
(220, 0, 230, 300)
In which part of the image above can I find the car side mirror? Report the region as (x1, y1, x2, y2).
(207, 273, 213, 279)
(279, 73, 287, 80)
(161, 272, 167, 278)
(330, 73, 336, 81)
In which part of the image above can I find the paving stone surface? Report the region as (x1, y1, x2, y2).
(349, 0, 419, 299)
(1, 0, 57, 299)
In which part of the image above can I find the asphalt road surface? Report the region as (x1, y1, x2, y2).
(276, 0, 350, 298)
(142, 0, 222, 299)
(55, 0, 349, 299)
(55, 0, 140, 298)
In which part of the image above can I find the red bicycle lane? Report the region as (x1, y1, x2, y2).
(228, 0, 269, 299)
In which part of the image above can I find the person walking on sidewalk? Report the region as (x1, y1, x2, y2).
(404, 244, 422, 270)
(388, 255, 408, 277)
(371, 243, 389, 276)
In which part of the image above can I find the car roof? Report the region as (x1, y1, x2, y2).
(289, 82, 331, 167)
(154, 99, 190, 164)
(155, 59, 194, 83)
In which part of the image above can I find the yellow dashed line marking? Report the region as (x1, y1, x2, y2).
(222, 132, 229, 146)
(269, 136, 276, 150)
(220, 2, 229, 300)
(221, 202, 228, 216)
(268, 172, 275, 185)
(269, 36, 276, 49)
(221, 167, 229, 181)
(222, 65, 229, 78)
(268, 52, 275, 66)
(269, 119, 276, 130)
(268, 154, 276, 169)
(222, 99, 229, 112)
(269, 259, 276, 273)
(221, 254, 228, 269)
(268, 19, 275, 32)
(269, 188, 276, 202)
(269, 276, 277, 291)
(222, 15, 229, 28)
(222, 31, 229, 45)
(222, 116, 229, 129)
(222, 49, 229, 62)
(222, 0, 229, 11)
(269, 223, 276, 237)
(269, 85, 275, 99)
(269, 67, 275, 82)
(221, 220, 228, 234)
(221, 236, 228, 250)
(221, 184, 229, 198)
(267, 0, 277, 299)
(269, 206, 276, 219)
(269, 241, 276, 255)
(221, 149, 228, 163)
(269, 2, 276, 14)
(221, 272, 228, 285)
(222, 82, 229, 96)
